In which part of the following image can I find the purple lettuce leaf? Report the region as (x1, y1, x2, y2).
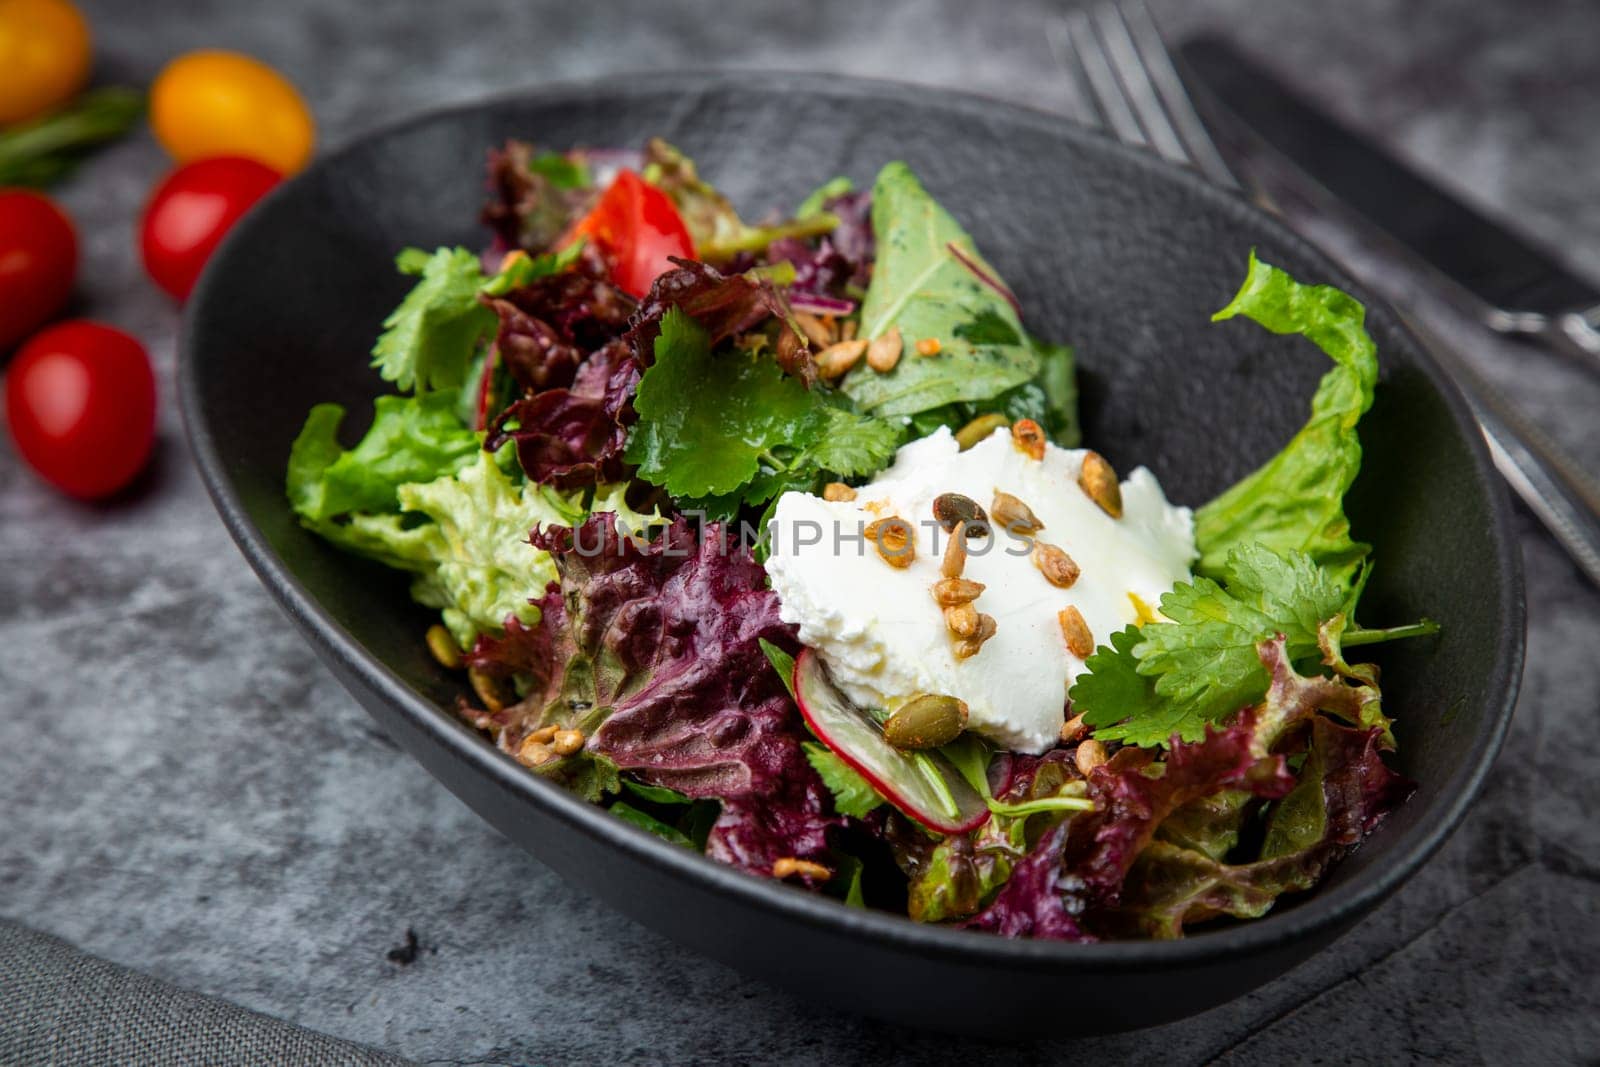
(625, 257, 816, 386)
(961, 822, 1093, 941)
(464, 515, 838, 880)
(481, 140, 597, 255)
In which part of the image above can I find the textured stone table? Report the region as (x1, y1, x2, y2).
(4, 0, 1598, 1062)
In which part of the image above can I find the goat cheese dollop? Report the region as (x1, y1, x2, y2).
(763, 427, 1196, 753)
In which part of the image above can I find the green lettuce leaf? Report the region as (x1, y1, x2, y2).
(286, 393, 481, 523)
(1194, 253, 1379, 590)
(371, 247, 498, 392)
(841, 161, 1040, 416)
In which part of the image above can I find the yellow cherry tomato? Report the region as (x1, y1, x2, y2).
(0, 0, 92, 126)
(150, 50, 315, 174)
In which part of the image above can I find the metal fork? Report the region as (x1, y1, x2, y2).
(1052, 0, 1600, 588)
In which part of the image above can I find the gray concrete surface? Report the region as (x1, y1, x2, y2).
(3, 0, 1598, 1062)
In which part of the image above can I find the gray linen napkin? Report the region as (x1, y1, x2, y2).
(0, 919, 412, 1066)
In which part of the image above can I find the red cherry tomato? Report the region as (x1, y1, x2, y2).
(568, 169, 694, 298)
(139, 156, 281, 300)
(4, 320, 155, 499)
(0, 189, 77, 352)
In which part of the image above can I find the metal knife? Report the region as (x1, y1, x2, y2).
(1178, 34, 1600, 372)
(1175, 33, 1600, 588)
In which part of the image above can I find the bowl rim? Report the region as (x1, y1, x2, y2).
(178, 70, 1525, 972)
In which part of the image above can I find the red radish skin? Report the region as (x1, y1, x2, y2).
(793, 649, 989, 834)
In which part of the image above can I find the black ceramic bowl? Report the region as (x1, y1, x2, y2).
(180, 74, 1523, 1037)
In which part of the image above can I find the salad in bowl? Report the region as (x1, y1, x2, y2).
(286, 137, 1436, 941)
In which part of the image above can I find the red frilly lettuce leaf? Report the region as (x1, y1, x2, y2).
(463, 514, 839, 880)
(481, 140, 597, 255)
(626, 257, 815, 385)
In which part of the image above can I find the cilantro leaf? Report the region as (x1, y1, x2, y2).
(626, 308, 822, 498)
(1194, 253, 1379, 590)
(371, 247, 498, 392)
(803, 407, 905, 478)
(803, 742, 884, 818)
(1072, 543, 1353, 747)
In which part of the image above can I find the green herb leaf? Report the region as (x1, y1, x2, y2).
(1069, 543, 1431, 748)
(371, 247, 498, 392)
(622, 778, 693, 805)
(759, 639, 798, 699)
(479, 239, 585, 296)
(841, 161, 1040, 416)
(802, 407, 906, 479)
(609, 801, 695, 848)
(1194, 253, 1379, 590)
(803, 742, 884, 818)
(0, 87, 144, 188)
(796, 176, 853, 218)
(625, 308, 821, 498)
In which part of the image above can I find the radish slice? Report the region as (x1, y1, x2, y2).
(793, 649, 990, 834)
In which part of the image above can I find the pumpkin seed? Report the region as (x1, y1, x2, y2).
(932, 492, 990, 537)
(816, 338, 868, 379)
(883, 693, 969, 750)
(931, 576, 985, 606)
(866, 325, 903, 372)
(865, 516, 915, 568)
(955, 413, 1010, 450)
(425, 624, 461, 669)
(1033, 542, 1081, 588)
(1011, 418, 1046, 460)
(991, 490, 1044, 535)
(1078, 451, 1123, 518)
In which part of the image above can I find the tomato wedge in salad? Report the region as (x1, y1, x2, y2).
(565, 169, 694, 298)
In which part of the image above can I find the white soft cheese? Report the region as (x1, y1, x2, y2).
(764, 427, 1196, 753)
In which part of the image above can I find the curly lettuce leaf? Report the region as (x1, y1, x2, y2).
(1194, 253, 1379, 590)
(286, 393, 481, 524)
(841, 162, 1040, 416)
(466, 516, 839, 875)
(371, 247, 499, 393)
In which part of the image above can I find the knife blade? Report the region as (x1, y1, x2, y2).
(1177, 34, 1600, 370)
(1171, 33, 1600, 588)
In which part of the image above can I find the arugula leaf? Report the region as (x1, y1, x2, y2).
(1073, 543, 1361, 747)
(626, 308, 821, 497)
(841, 162, 1040, 416)
(371, 247, 498, 392)
(1194, 253, 1379, 590)
(803, 742, 884, 818)
(286, 393, 480, 522)
(622, 778, 693, 805)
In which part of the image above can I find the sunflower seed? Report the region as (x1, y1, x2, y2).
(944, 602, 981, 637)
(931, 576, 985, 606)
(1034, 542, 1081, 588)
(1058, 605, 1094, 658)
(816, 338, 868, 379)
(991, 490, 1044, 535)
(1075, 738, 1107, 776)
(1011, 418, 1045, 460)
(1078, 451, 1123, 518)
(773, 857, 834, 880)
(954, 613, 998, 660)
(865, 516, 915, 568)
(551, 728, 585, 756)
(823, 482, 857, 502)
(915, 337, 942, 356)
(791, 310, 836, 348)
(940, 519, 968, 578)
(425, 624, 461, 669)
(866, 325, 903, 372)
